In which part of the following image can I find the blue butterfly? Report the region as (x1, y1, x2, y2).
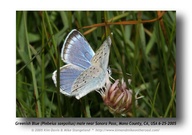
(52, 29, 111, 99)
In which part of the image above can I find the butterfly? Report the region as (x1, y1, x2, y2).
(52, 29, 111, 99)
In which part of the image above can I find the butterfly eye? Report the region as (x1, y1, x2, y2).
(107, 68, 111, 75)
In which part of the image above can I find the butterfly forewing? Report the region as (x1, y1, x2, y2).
(61, 29, 95, 69)
(91, 36, 111, 70)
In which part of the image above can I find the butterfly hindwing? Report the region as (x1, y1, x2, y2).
(71, 65, 107, 99)
(52, 64, 84, 96)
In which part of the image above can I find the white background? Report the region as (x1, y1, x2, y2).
(0, 0, 190, 134)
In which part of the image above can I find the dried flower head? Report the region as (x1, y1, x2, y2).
(100, 79, 132, 116)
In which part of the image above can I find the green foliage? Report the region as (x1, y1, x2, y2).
(16, 11, 176, 117)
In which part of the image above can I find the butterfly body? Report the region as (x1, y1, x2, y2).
(52, 29, 111, 99)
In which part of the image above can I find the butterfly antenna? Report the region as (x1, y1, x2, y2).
(109, 75, 115, 81)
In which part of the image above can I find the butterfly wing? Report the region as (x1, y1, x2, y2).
(61, 29, 95, 69)
(71, 65, 108, 99)
(71, 36, 112, 99)
(91, 36, 111, 70)
(52, 64, 85, 96)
